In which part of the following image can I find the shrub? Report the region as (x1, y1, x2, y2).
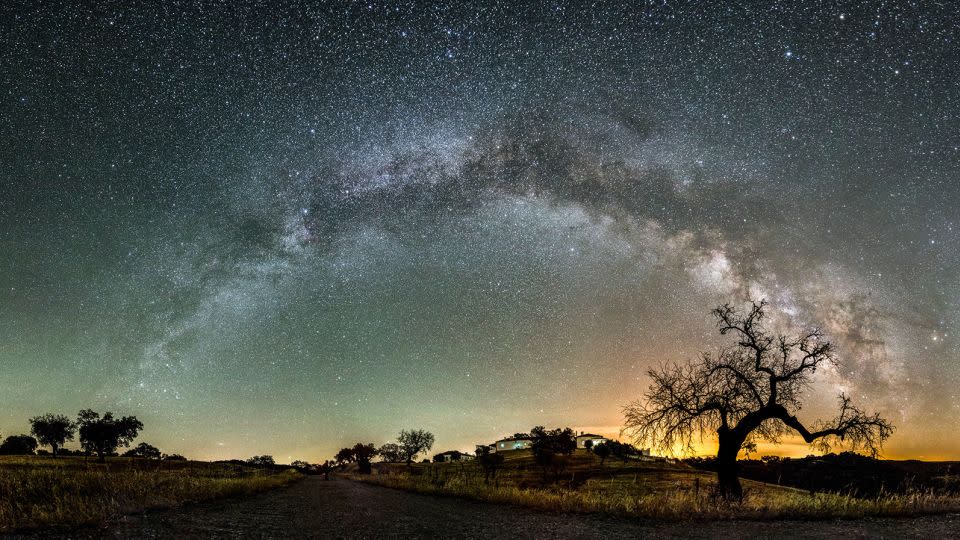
(0, 435, 38, 455)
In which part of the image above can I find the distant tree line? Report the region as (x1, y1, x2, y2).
(0, 410, 184, 463)
(246, 455, 276, 467)
(331, 428, 436, 475)
(590, 440, 644, 466)
(321, 425, 652, 485)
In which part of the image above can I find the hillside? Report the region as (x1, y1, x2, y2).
(349, 449, 960, 519)
(370, 449, 792, 498)
(345, 449, 958, 520)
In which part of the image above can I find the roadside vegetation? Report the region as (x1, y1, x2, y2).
(0, 408, 306, 532)
(0, 455, 300, 532)
(333, 418, 960, 520)
(349, 449, 960, 520)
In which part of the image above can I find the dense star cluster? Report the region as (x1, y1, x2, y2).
(1, 1, 958, 461)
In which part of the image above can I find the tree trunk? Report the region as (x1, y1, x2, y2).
(51, 444, 59, 457)
(716, 429, 743, 500)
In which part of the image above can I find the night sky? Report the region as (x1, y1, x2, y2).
(2, 1, 958, 462)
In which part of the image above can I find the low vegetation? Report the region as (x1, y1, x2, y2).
(692, 452, 960, 497)
(0, 455, 301, 532)
(349, 449, 960, 520)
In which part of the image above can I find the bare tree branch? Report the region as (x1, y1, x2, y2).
(623, 300, 894, 498)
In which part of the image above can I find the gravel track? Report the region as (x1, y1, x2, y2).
(12, 477, 960, 539)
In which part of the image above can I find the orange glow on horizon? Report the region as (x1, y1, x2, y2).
(573, 428, 959, 462)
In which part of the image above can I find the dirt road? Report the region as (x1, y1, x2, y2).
(16, 477, 960, 539)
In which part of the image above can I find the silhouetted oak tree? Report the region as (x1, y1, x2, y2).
(598, 440, 639, 463)
(76, 409, 143, 463)
(29, 413, 76, 456)
(623, 301, 894, 499)
(334, 447, 355, 465)
(352, 443, 377, 474)
(530, 426, 575, 481)
(246, 455, 275, 467)
(397, 429, 435, 466)
(475, 445, 504, 483)
(123, 442, 161, 459)
(592, 441, 611, 466)
(378, 442, 403, 463)
(319, 460, 333, 480)
(0, 434, 38, 455)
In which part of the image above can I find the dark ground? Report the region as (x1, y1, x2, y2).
(11, 477, 960, 539)
(688, 453, 960, 497)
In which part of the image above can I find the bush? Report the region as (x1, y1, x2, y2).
(246, 455, 275, 467)
(0, 435, 38, 455)
(123, 442, 162, 459)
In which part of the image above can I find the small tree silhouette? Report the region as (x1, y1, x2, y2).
(378, 442, 403, 463)
(246, 455, 275, 467)
(530, 426, 576, 481)
(0, 434, 38, 455)
(353, 443, 377, 474)
(334, 447, 355, 465)
(123, 442, 161, 459)
(592, 441, 611, 467)
(29, 413, 76, 456)
(623, 301, 894, 499)
(475, 445, 504, 483)
(397, 429, 435, 466)
(319, 460, 333, 480)
(76, 410, 143, 463)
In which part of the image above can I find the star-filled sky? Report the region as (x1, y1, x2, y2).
(1, 1, 958, 462)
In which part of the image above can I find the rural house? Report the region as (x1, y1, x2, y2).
(575, 433, 609, 449)
(433, 450, 472, 462)
(494, 435, 533, 451)
(477, 435, 534, 453)
(480, 432, 614, 453)
(479, 431, 651, 455)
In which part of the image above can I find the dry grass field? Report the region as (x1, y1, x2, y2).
(0, 455, 300, 532)
(351, 449, 960, 520)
